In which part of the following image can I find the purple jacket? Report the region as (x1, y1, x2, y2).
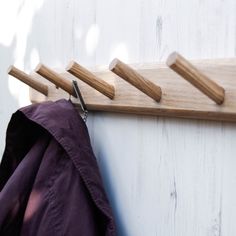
(0, 99, 116, 236)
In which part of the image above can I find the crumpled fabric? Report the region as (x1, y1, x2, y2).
(0, 99, 116, 236)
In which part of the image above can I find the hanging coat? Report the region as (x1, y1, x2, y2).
(0, 99, 116, 236)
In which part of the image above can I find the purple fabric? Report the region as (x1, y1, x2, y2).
(0, 99, 116, 236)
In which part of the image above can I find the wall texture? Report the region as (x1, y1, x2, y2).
(1, 0, 236, 235)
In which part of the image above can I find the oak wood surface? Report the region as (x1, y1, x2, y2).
(67, 61, 115, 99)
(30, 58, 236, 122)
(167, 52, 225, 105)
(8, 66, 48, 96)
(109, 58, 162, 102)
(35, 63, 76, 97)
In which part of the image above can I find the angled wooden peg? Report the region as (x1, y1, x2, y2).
(35, 63, 76, 97)
(109, 58, 162, 102)
(66, 61, 115, 99)
(166, 52, 225, 105)
(8, 65, 48, 96)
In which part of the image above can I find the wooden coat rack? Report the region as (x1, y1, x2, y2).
(7, 52, 236, 122)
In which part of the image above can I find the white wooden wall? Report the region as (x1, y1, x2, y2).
(1, 0, 236, 235)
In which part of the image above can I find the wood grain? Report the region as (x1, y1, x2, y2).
(30, 58, 236, 122)
(35, 63, 76, 97)
(66, 61, 115, 99)
(109, 58, 162, 102)
(167, 52, 225, 105)
(8, 66, 48, 96)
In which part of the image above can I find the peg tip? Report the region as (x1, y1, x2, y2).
(109, 58, 120, 71)
(35, 63, 44, 72)
(7, 65, 15, 74)
(66, 60, 76, 71)
(166, 51, 180, 67)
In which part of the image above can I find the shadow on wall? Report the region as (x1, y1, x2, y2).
(2, 1, 236, 236)
(0, 0, 58, 156)
(0, 37, 19, 156)
(1, 1, 128, 233)
(0, 1, 47, 155)
(1, 1, 175, 235)
(8, 2, 135, 235)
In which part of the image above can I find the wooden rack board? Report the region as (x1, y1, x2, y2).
(29, 58, 236, 122)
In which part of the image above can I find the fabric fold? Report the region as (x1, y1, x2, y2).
(0, 99, 116, 236)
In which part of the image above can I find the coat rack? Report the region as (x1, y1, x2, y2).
(7, 52, 236, 122)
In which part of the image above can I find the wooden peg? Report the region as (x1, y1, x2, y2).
(35, 63, 76, 97)
(166, 52, 225, 105)
(109, 58, 162, 102)
(66, 61, 115, 99)
(8, 66, 48, 96)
